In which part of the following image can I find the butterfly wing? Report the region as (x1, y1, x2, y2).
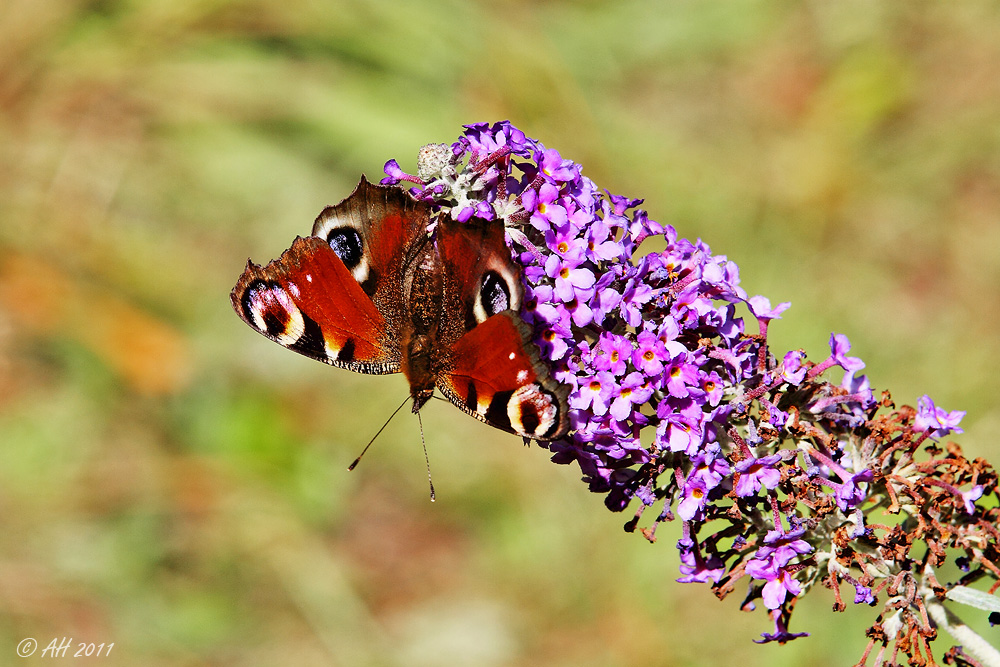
(232, 178, 570, 439)
(434, 217, 570, 440)
(434, 215, 525, 332)
(231, 178, 430, 374)
(312, 176, 429, 313)
(437, 311, 570, 440)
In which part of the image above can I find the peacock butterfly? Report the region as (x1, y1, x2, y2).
(230, 177, 570, 441)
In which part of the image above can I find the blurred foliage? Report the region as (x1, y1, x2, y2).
(1, 1, 999, 665)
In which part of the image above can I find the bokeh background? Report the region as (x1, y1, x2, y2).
(2, 1, 999, 665)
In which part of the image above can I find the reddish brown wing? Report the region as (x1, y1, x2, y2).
(434, 215, 569, 440)
(231, 236, 399, 372)
(436, 215, 524, 332)
(437, 311, 570, 440)
(231, 177, 431, 374)
(312, 176, 430, 315)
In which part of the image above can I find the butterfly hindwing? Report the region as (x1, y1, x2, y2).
(436, 215, 524, 333)
(437, 309, 570, 441)
(432, 217, 569, 440)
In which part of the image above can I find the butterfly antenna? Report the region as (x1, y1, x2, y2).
(417, 409, 436, 502)
(348, 395, 410, 471)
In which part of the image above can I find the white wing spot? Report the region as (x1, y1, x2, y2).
(517, 370, 528, 383)
(508, 352, 516, 360)
(306, 274, 313, 282)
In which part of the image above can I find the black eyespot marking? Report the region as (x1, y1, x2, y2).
(327, 228, 363, 269)
(481, 270, 511, 318)
(241, 279, 291, 336)
(337, 338, 356, 363)
(486, 389, 515, 432)
(263, 309, 288, 337)
(465, 380, 478, 412)
(289, 311, 327, 361)
(519, 402, 541, 437)
(507, 385, 564, 440)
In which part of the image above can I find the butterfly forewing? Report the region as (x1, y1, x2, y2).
(231, 236, 400, 373)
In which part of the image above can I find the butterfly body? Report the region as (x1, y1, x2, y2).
(397, 237, 451, 412)
(231, 178, 569, 441)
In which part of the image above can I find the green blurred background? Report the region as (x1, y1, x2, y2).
(2, 1, 999, 665)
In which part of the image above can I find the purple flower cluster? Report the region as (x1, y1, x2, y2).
(386, 122, 760, 504)
(381, 122, 999, 661)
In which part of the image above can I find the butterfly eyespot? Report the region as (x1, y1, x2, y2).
(475, 270, 512, 323)
(325, 227, 371, 287)
(241, 280, 306, 347)
(239, 277, 332, 362)
(326, 228, 363, 268)
(507, 384, 562, 440)
(478, 383, 564, 440)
